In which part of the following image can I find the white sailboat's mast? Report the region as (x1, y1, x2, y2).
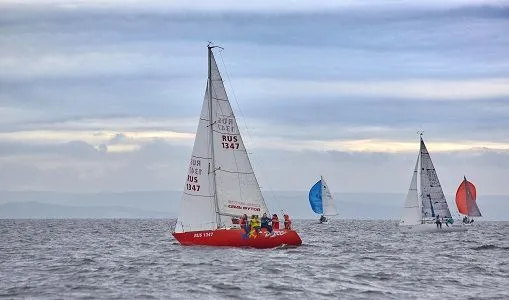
(208, 45, 221, 228)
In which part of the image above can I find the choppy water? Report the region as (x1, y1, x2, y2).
(0, 219, 508, 299)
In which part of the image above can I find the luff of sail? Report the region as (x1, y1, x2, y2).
(455, 176, 481, 217)
(419, 137, 452, 219)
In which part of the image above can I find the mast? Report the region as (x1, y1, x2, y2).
(208, 44, 221, 228)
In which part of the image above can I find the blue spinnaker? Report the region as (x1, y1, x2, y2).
(309, 180, 323, 214)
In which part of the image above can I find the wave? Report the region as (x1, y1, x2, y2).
(472, 244, 509, 250)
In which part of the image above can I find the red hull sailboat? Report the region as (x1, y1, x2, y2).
(172, 44, 302, 248)
(173, 228, 302, 249)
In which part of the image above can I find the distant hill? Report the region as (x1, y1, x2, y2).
(0, 190, 507, 220)
(0, 201, 172, 219)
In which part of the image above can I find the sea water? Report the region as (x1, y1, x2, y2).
(0, 219, 508, 299)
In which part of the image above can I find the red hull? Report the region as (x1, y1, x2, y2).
(172, 228, 302, 249)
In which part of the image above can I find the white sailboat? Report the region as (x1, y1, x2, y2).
(399, 134, 467, 233)
(172, 44, 302, 248)
(308, 176, 338, 224)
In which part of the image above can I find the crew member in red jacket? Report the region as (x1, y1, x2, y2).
(271, 214, 279, 230)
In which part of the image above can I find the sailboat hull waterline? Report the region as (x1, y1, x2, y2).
(172, 229, 302, 249)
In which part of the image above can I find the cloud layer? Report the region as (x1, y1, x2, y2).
(1, 1, 508, 194)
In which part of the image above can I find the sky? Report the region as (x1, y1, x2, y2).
(1, 0, 509, 199)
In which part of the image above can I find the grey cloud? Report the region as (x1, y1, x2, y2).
(0, 140, 191, 191)
(0, 139, 507, 194)
(0, 2, 508, 195)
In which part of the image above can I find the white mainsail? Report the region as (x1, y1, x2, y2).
(175, 47, 269, 233)
(419, 138, 452, 219)
(321, 176, 338, 217)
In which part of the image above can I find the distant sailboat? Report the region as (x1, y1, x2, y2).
(309, 176, 338, 224)
(399, 134, 467, 233)
(172, 44, 302, 248)
(455, 176, 481, 225)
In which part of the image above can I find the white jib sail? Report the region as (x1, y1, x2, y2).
(400, 157, 421, 226)
(321, 176, 338, 217)
(174, 83, 218, 233)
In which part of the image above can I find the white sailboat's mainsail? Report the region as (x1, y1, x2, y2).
(400, 157, 421, 225)
(175, 47, 269, 233)
(400, 136, 453, 226)
(419, 138, 452, 219)
(321, 176, 338, 217)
